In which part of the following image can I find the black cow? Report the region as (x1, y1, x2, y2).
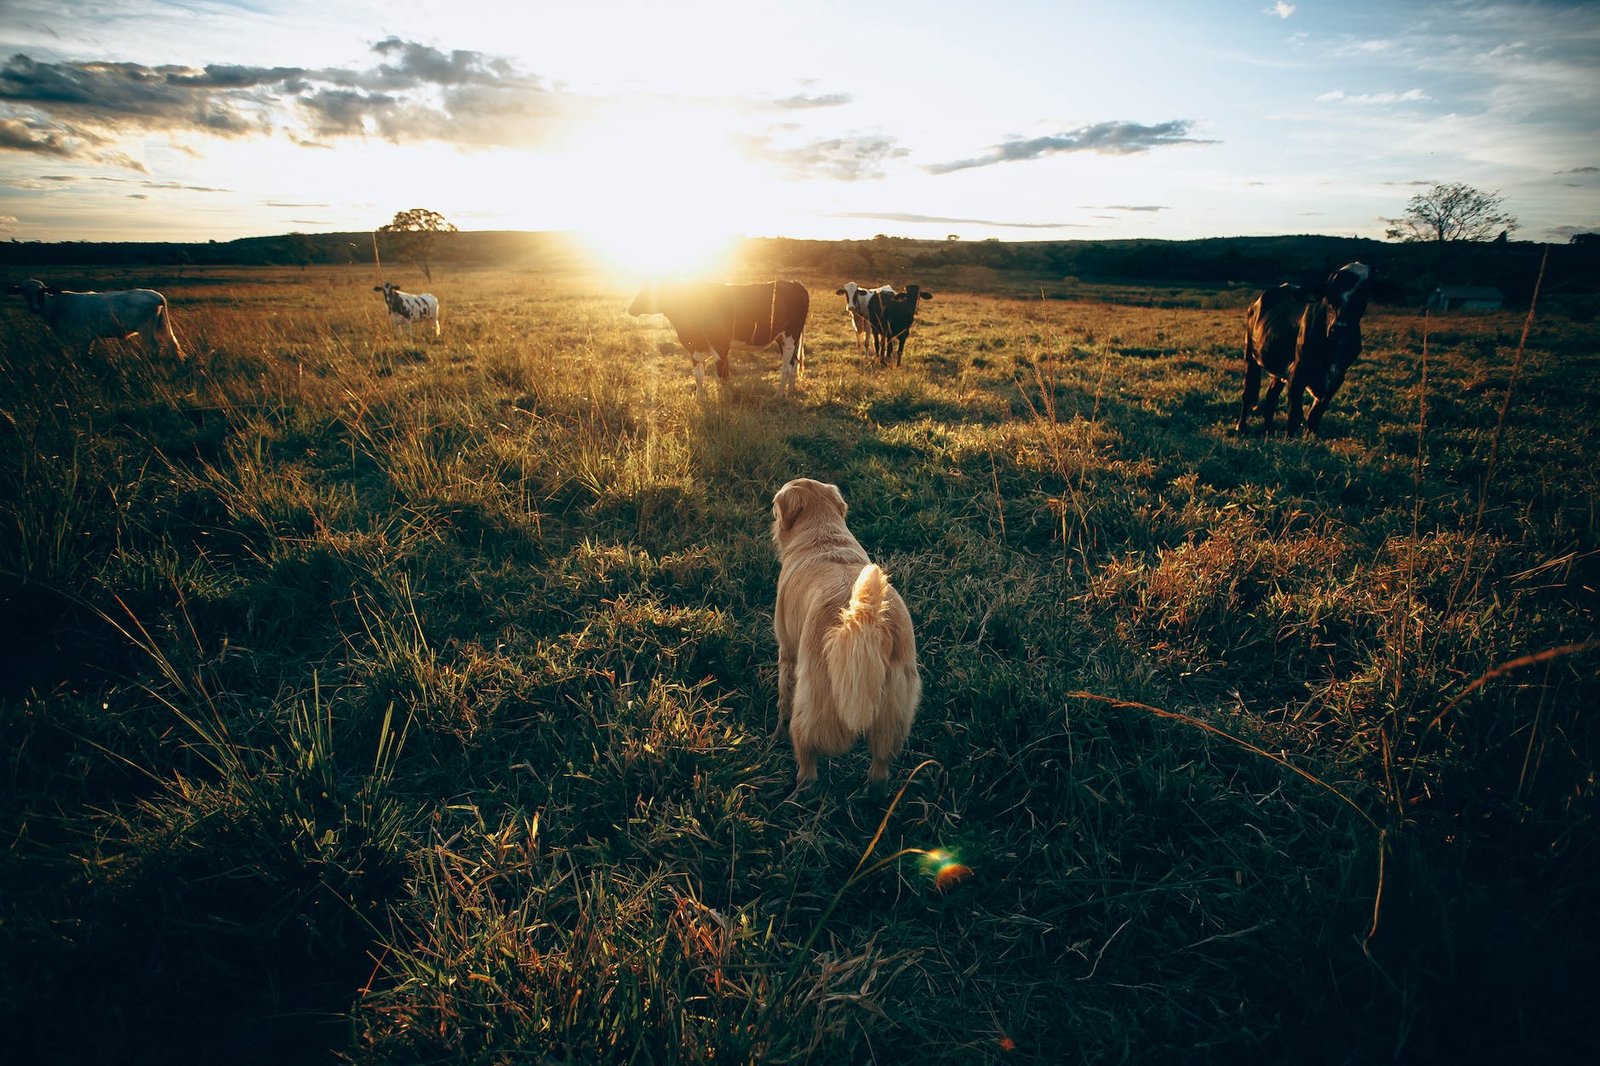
(1238, 262, 1371, 435)
(867, 284, 933, 366)
(628, 280, 810, 395)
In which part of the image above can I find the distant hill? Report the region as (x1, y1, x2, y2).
(3, 230, 1594, 310)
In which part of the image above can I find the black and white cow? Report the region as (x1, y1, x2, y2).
(834, 282, 895, 354)
(867, 284, 933, 366)
(374, 282, 440, 338)
(628, 280, 810, 395)
(1238, 262, 1371, 435)
(7, 278, 183, 357)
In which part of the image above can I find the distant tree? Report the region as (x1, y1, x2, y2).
(947, 233, 960, 241)
(378, 208, 459, 281)
(1571, 233, 1599, 246)
(1385, 182, 1518, 244)
(286, 232, 315, 271)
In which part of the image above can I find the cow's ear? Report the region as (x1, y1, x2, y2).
(920, 290, 933, 300)
(44, 286, 61, 295)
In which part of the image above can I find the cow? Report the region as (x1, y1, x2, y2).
(7, 278, 183, 358)
(834, 282, 895, 354)
(628, 280, 810, 395)
(867, 284, 933, 366)
(1238, 262, 1371, 436)
(373, 282, 440, 338)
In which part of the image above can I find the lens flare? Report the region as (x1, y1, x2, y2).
(919, 848, 973, 891)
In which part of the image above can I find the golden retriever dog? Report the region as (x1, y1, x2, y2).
(770, 478, 921, 788)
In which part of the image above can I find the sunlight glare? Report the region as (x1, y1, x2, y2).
(562, 108, 766, 279)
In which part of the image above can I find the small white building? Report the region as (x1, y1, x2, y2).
(1427, 285, 1505, 312)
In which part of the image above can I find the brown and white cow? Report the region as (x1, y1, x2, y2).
(628, 280, 810, 395)
(1238, 262, 1371, 435)
(8, 278, 183, 357)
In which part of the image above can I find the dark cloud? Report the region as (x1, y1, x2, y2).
(927, 120, 1213, 174)
(0, 38, 571, 166)
(829, 211, 1084, 229)
(1545, 223, 1600, 242)
(166, 64, 309, 90)
(1099, 204, 1167, 212)
(0, 114, 79, 156)
(369, 37, 518, 89)
(743, 133, 908, 181)
(1558, 165, 1598, 175)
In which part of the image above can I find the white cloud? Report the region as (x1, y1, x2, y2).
(1317, 88, 1432, 105)
(1267, 2, 1296, 19)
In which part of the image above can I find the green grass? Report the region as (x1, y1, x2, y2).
(2, 262, 1597, 1064)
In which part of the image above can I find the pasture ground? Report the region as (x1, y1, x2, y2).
(2, 262, 1598, 1063)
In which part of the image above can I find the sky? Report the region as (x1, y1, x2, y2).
(0, 0, 1596, 267)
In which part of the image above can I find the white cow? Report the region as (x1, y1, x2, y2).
(7, 278, 183, 357)
(834, 281, 895, 354)
(373, 282, 440, 338)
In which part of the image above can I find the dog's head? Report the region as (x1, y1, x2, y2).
(772, 478, 847, 550)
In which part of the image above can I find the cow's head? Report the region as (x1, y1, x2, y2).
(1320, 262, 1371, 391)
(8, 278, 51, 314)
(904, 285, 933, 304)
(628, 282, 660, 316)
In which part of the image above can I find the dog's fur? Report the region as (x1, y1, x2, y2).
(771, 478, 921, 787)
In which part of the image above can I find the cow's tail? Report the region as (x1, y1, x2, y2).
(157, 299, 185, 359)
(823, 564, 892, 734)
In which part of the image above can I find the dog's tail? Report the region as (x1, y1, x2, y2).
(824, 564, 892, 734)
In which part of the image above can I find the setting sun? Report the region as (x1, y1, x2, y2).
(554, 108, 770, 278)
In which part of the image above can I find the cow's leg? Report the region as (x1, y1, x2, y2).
(690, 349, 712, 395)
(1257, 376, 1285, 434)
(1305, 390, 1335, 434)
(1284, 372, 1308, 435)
(1238, 356, 1262, 434)
(777, 333, 801, 395)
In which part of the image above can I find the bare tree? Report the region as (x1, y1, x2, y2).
(1386, 182, 1518, 244)
(377, 208, 459, 281)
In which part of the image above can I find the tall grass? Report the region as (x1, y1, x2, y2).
(2, 263, 1596, 1064)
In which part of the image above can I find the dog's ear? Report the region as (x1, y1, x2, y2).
(774, 483, 807, 532)
(826, 482, 847, 518)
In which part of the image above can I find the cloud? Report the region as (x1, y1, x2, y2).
(1267, 2, 1295, 18)
(1099, 204, 1167, 212)
(1558, 165, 1598, 175)
(0, 114, 80, 157)
(0, 39, 577, 165)
(828, 211, 1084, 229)
(1317, 88, 1431, 105)
(770, 91, 853, 110)
(927, 120, 1213, 174)
(0, 214, 18, 231)
(1545, 223, 1600, 242)
(743, 132, 908, 181)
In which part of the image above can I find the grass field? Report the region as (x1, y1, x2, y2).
(2, 261, 1597, 1064)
